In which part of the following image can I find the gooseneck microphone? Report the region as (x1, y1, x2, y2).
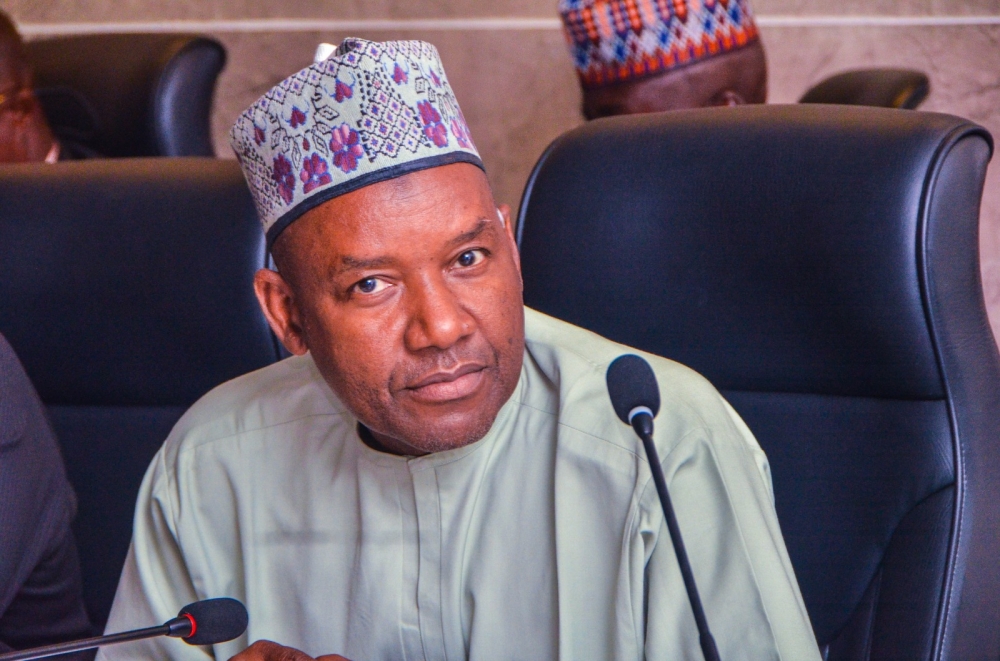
(607, 355, 721, 661)
(0, 598, 248, 661)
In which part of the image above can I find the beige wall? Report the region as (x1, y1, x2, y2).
(6, 0, 1000, 343)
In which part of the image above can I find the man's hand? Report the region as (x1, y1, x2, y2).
(228, 640, 350, 661)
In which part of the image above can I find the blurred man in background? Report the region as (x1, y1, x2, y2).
(0, 9, 61, 163)
(559, 0, 767, 119)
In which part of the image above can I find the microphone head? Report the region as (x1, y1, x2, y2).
(178, 598, 249, 646)
(606, 354, 661, 424)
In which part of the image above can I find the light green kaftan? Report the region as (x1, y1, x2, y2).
(98, 307, 821, 661)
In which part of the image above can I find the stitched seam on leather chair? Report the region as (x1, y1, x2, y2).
(913, 125, 993, 660)
(863, 569, 882, 661)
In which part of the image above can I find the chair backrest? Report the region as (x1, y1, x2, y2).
(0, 158, 280, 629)
(517, 105, 1000, 660)
(27, 34, 227, 157)
(800, 68, 929, 109)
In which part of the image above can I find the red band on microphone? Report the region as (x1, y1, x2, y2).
(183, 613, 197, 639)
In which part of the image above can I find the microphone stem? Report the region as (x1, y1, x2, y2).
(638, 428, 721, 661)
(0, 625, 170, 661)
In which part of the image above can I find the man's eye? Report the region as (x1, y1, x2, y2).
(456, 250, 485, 268)
(352, 277, 389, 295)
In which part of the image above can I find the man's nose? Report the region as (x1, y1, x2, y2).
(404, 275, 474, 351)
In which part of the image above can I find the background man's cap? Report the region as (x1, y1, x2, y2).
(559, 0, 759, 89)
(231, 38, 483, 247)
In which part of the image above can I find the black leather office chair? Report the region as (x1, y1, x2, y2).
(800, 69, 929, 109)
(517, 105, 1000, 659)
(0, 158, 280, 629)
(26, 34, 227, 157)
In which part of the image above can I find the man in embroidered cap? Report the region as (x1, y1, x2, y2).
(560, 0, 767, 119)
(100, 38, 818, 661)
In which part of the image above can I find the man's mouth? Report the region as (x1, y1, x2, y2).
(404, 363, 487, 403)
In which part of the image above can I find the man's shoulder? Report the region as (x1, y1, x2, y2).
(162, 353, 348, 459)
(523, 307, 723, 409)
(522, 307, 740, 454)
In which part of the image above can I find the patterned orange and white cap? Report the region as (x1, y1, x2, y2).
(559, 0, 760, 89)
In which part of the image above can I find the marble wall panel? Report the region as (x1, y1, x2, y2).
(754, 0, 1000, 16)
(8, 0, 1000, 22)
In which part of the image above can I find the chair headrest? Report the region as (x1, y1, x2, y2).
(0, 158, 278, 406)
(28, 34, 226, 157)
(799, 68, 930, 109)
(518, 104, 993, 399)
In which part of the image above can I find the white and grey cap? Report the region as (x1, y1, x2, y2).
(230, 38, 483, 247)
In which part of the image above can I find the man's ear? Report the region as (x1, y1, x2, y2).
(712, 89, 747, 107)
(253, 268, 309, 356)
(497, 204, 521, 277)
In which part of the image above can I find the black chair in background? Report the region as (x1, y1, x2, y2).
(801, 68, 929, 109)
(26, 34, 227, 157)
(517, 106, 999, 659)
(0, 158, 280, 629)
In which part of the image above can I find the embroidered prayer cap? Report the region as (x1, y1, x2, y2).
(559, 0, 760, 89)
(230, 38, 483, 247)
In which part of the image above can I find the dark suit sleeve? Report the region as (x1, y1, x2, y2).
(0, 334, 94, 657)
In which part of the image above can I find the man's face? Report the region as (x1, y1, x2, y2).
(0, 43, 54, 163)
(0, 47, 27, 154)
(256, 163, 525, 456)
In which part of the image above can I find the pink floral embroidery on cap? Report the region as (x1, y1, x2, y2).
(417, 101, 448, 148)
(300, 153, 333, 194)
(450, 118, 472, 149)
(271, 154, 295, 204)
(334, 79, 353, 103)
(393, 63, 408, 84)
(329, 123, 364, 173)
